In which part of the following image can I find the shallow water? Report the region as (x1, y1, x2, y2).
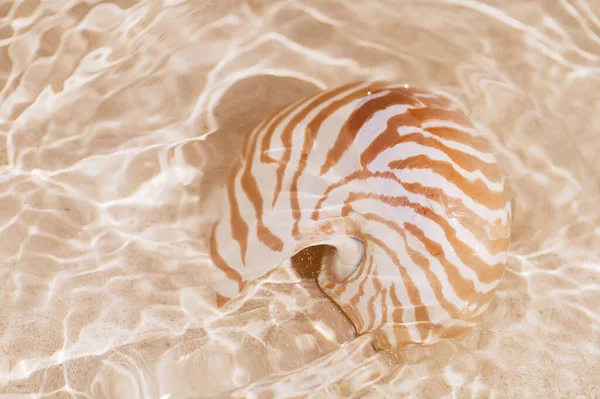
(0, 0, 599, 398)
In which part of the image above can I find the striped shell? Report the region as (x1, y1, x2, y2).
(209, 82, 511, 350)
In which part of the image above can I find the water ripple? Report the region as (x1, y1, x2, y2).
(0, 0, 598, 398)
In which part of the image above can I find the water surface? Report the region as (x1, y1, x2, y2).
(0, 0, 599, 398)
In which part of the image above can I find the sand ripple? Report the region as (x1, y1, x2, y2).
(0, 0, 599, 398)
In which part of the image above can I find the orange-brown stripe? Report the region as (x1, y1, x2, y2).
(365, 271, 387, 332)
(242, 114, 271, 158)
(346, 191, 506, 284)
(345, 258, 374, 329)
(338, 207, 478, 307)
(401, 234, 469, 320)
(364, 276, 380, 333)
(410, 107, 475, 128)
(361, 127, 502, 183)
(338, 278, 369, 333)
(365, 232, 431, 341)
(358, 110, 421, 167)
(377, 288, 389, 332)
(319, 87, 422, 176)
(272, 82, 364, 207)
(366, 210, 490, 319)
(388, 154, 507, 210)
(403, 222, 497, 311)
(259, 96, 314, 164)
(406, 104, 494, 154)
(425, 126, 492, 154)
(290, 83, 388, 237)
(215, 293, 231, 308)
(356, 209, 473, 312)
(240, 115, 285, 252)
(401, 220, 479, 301)
(227, 163, 249, 263)
(389, 282, 410, 345)
(311, 170, 510, 254)
(329, 254, 374, 327)
(354, 207, 494, 314)
(400, 181, 511, 254)
(209, 223, 246, 292)
(412, 91, 455, 108)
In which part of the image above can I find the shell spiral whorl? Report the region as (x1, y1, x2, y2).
(209, 81, 512, 350)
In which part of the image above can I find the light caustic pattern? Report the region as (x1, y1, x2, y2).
(1, 0, 599, 397)
(211, 82, 512, 350)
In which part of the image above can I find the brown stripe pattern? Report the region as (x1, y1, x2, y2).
(209, 82, 512, 351)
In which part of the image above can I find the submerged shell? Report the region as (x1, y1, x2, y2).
(210, 81, 512, 350)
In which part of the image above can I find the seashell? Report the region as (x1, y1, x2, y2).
(209, 81, 512, 350)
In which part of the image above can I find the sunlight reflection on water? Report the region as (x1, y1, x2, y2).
(0, 0, 598, 398)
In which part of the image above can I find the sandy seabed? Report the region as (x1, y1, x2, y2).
(0, 0, 598, 398)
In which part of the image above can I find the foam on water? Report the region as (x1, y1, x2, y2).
(0, 0, 599, 398)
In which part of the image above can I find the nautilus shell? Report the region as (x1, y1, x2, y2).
(209, 81, 512, 351)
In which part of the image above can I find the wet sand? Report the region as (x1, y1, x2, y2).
(0, 0, 598, 398)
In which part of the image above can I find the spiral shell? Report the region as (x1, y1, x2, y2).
(209, 81, 512, 350)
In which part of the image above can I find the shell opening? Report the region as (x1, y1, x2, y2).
(319, 236, 364, 283)
(291, 237, 364, 284)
